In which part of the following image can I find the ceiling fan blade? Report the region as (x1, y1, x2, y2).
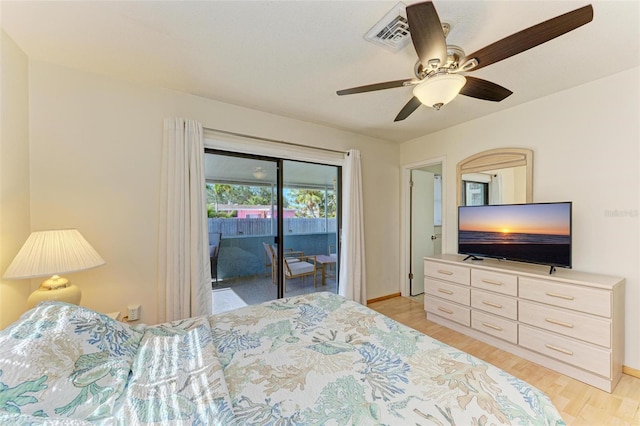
(394, 97, 422, 122)
(465, 4, 593, 71)
(460, 77, 513, 102)
(406, 1, 447, 68)
(337, 79, 414, 96)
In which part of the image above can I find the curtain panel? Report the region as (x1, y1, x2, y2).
(158, 118, 211, 322)
(338, 149, 367, 304)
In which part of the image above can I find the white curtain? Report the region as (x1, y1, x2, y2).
(157, 118, 211, 323)
(338, 149, 367, 304)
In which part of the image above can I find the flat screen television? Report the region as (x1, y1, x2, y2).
(458, 202, 572, 272)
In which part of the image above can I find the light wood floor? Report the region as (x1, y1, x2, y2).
(368, 296, 640, 425)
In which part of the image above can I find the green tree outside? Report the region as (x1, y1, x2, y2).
(206, 183, 335, 219)
(287, 189, 336, 218)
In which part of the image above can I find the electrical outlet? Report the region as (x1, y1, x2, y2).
(127, 304, 141, 321)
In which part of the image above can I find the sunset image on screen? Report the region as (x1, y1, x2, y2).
(458, 202, 572, 268)
(459, 203, 570, 236)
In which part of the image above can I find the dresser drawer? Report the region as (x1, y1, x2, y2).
(519, 301, 611, 348)
(471, 269, 518, 296)
(519, 277, 611, 317)
(519, 325, 611, 378)
(425, 297, 470, 326)
(425, 278, 470, 306)
(472, 310, 517, 344)
(471, 289, 517, 320)
(425, 261, 470, 285)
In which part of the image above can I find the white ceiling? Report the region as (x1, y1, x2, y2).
(1, 1, 638, 143)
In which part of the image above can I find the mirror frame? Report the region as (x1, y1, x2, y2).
(457, 148, 533, 206)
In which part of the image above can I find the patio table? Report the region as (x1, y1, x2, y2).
(315, 254, 337, 286)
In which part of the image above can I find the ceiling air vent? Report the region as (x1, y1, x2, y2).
(364, 2, 411, 52)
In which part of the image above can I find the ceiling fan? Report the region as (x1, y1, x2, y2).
(336, 1, 593, 122)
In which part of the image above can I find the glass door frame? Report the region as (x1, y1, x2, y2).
(205, 148, 283, 297)
(281, 159, 342, 298)
(204, 148, 341, 300)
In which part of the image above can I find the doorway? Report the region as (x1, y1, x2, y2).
(204, 149, 340, 312)
(402, 159, 444, 297)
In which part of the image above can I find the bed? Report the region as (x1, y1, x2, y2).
(0, 292, 564, 425)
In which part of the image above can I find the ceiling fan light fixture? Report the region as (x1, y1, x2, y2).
(413, 73, 466, 110)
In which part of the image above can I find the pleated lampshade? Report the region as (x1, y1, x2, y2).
(3, 229, 105, 308)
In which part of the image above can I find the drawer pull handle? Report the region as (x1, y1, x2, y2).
(438, 307, 453, 315)
(482, 300, 503, 309)
(545, 318, 574, 328)
(482, 322, 503, 331)
(438, 288, 454, 295)
(545, 344, 574, 356)
(438, 270, 454, 276)
(482, 279, 503, 286)
(545, 292, 575, 301)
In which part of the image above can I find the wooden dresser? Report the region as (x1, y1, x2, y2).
(424, 254, 625, 392)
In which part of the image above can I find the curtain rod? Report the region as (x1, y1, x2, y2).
(203, 127, 347, 155)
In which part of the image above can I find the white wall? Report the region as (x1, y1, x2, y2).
(21, 61, 399, 324)
(0, 31, 32, 328)
(400, 67, 640, 370)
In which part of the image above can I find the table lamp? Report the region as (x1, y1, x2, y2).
(3, 229, 105, 309)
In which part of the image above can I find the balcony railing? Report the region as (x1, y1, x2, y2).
(208, 218, 338, 280)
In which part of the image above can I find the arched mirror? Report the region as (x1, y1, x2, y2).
(457, 148, 533, 206)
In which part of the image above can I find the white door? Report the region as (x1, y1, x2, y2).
(411, 170, 435, 295)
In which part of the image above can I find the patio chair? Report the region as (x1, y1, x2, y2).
(210, 232, 222, 285)
(263, 243, 304, 284)
(210, 245, 219, 284)
(263, 242, 273, 276)
(283, 255, 317, 292)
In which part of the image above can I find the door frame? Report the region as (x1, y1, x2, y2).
(203, 146, 343, 299)
(409, 169, 434, 296)
(400, 156, 446, 297)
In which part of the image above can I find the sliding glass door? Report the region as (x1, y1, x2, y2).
(282, 160, 339, 295)
(204, 150, 340, 313)
(204, 151, 279, 312)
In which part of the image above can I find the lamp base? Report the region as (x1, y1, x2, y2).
(26, 275, 82, 309)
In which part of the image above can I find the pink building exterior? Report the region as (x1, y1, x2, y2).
(216, 204, 296, 219)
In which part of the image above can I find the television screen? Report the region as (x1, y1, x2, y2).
(458, 202, 572, 269)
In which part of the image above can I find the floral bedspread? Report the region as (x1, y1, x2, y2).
(211, 291, 564, 425)
(0, 292, 565, 425)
